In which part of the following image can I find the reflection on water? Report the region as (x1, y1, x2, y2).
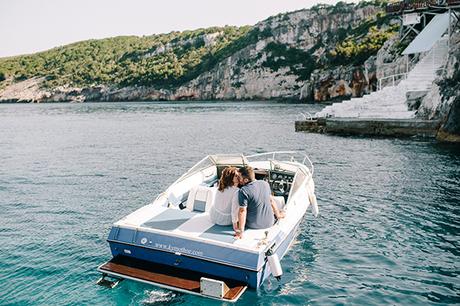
(0, 101, 459, 305)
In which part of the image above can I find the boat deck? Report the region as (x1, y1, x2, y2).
(117, 205, 281, 252)
(99, 256, 247, 301)
(142, 208, 238, 243)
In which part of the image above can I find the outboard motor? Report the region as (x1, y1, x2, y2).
(266, 249, 283, 281)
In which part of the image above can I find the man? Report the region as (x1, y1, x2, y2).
(235, 166, 284, 239)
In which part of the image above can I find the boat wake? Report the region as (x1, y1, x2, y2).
(141, 290, 181, 305)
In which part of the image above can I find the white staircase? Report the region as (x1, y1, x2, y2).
(315, 38, 449, 119)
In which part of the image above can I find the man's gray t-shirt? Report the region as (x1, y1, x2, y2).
(238, 180, 274, 229)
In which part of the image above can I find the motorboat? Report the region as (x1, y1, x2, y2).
(97, 152, 318, 302)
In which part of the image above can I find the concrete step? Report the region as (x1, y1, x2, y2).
(336, 99, 407, 110)
(360, 105, 409, 112)
(405, 82, 433, 87)
(360, 101, 407, 108)
(408, 70, 437, 74)
(314, 39, 448, 120)
(359, 112, 416, 119)
(333, 111, 416, 119)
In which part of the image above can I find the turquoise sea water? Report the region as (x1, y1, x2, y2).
(0, 101, 459, 305)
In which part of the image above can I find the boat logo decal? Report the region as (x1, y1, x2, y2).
(154, 242, 204, 257)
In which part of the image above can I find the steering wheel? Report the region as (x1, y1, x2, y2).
(273, 179, 288, 195)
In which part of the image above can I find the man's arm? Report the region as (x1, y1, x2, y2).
(270, 196, 285, 219)
(231, 191, 240, 232)
(235, 188, 249, 239)
(235, 207, 247, 239)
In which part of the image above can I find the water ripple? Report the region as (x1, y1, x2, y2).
(0, 101, 459, 305)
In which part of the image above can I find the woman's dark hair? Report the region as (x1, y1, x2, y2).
(218, 166, 239, 191)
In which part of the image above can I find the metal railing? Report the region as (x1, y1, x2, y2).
(299, 112, 314, 120)
(385, 0, 460, 14)
(377, 72, 408, 90)
(376, 53, 419, 90)
(152, 151, 316, 204)
(376, 37, 449, 91)
(246, 151, 314, 178)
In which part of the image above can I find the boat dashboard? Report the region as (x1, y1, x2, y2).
(253, 168, 295, 198)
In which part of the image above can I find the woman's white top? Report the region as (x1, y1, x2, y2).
(209, 186, 239, 226)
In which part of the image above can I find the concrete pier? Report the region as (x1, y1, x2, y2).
(295, 118, 441, 138)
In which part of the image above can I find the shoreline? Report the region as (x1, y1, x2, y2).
(294, 117, 455, 140)
(0, 98, 324, 105)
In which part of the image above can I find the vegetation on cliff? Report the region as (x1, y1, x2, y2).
(330, 22, 398, 65)
(0, 26, 263, 89)
(261, 42, 316, 81)
(0, 0, 396, 95)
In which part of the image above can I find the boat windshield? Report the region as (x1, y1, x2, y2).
(209, 154, 248, 166)
(289, 169, 307, 199)
(246, 151, 313, 175)
(188, 156, 215, 174)
(174, 156, 215, 183)
(172, 154, 248, 186)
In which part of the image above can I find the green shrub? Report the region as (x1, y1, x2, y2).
(0, 26, 254, 89)
(328, 24, 398, 66)
(262, 42, 316, 81)
(0, 1, 393, 89)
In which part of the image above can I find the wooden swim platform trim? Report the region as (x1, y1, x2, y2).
(99, 256, 246, 300)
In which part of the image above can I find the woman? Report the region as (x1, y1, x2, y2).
(209, 166, 240, 229)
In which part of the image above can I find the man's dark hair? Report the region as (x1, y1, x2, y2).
(239, 166, 255, 181)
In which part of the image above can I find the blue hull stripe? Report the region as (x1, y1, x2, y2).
(109, 241, 260, 288)
(108, 227, 262, 270)
(108, 218, 303, 288)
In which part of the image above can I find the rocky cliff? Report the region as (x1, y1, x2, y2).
(172, 4, 386, 102)
(0, 1, 397, 103)
(417, 33, 460, 142)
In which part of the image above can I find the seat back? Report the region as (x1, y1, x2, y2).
(186, 185, 216, 213)
(272, 196, 286, 211)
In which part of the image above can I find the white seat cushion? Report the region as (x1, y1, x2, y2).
(186, 185, 217, 213)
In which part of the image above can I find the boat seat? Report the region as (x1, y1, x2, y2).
(186, 185, 217, 213)
(272, 196, 285, 210)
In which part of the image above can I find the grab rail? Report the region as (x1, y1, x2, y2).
(299, 112, 313, 120)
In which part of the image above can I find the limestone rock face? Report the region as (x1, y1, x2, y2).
(424, 35, 459, 116)
(0, 77, 48, 102)
(436, 34, 460, 142)
(163, 5, 383, 102)
(311, 65, 368, 101)
(437, 97, 460, 142)
(373, 35, 412, 93)
(0, 4, 384, 103)
(416, 33, 460, 142)
(417, 85, 444, 119)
